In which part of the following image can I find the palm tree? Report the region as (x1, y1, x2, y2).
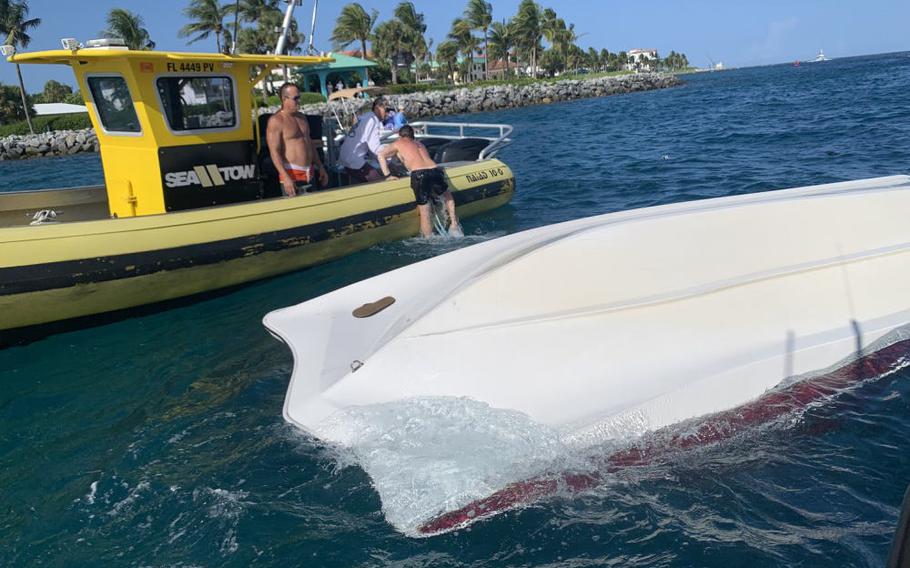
(586, 47, 598, 71)
(448, 17, 479, 82)
(102, 8, 155, 51)
(394, 2, 427, 81)
(372, 19, 406, 84)
(599, 48, 609, 72)
(539, 7, 558, 43)
(236, 0, 278, 21)
(513, 0, 541, 78)
(1, 0, 40, 133)
(560, 23, 582, 74)
(331, 3, 377, 58)
(179, 0, 233, 54)
(464, 0, 492, 80)
(540, 9, 568, 74)
(236, 6, 300, 58)
(487, 19, 513, 79)
(435, 40, 458, 84)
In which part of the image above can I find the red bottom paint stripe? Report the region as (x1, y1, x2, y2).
(418, 337, 910, 535)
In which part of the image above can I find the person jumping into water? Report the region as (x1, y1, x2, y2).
(377, 125, 462, 238)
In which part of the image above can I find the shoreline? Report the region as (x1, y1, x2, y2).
(0, 73, 681, 162)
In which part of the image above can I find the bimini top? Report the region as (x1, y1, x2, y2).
(7, 49, 333, 67)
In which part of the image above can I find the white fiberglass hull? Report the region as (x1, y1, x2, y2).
(264, 174, 910, 533)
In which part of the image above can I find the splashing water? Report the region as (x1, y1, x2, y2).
(306, 325, 910, 537)
(314, 397, 585, 535)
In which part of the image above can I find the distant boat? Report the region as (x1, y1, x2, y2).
(812, 49, 829, 63)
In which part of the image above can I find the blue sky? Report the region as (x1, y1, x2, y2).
(2, 0, 908, 93)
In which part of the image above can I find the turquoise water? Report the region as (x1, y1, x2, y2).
(3, 52, 910, 566)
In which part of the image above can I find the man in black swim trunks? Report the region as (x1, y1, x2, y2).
(377, 124, 462, 237)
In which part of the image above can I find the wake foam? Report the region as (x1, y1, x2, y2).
(315, 396, 581, 535)
(306, 326, 910, 536)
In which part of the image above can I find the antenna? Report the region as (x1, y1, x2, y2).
(274, 0, 302, 55)
(308, 0, 319, 55)
(231, 0, 240, 54)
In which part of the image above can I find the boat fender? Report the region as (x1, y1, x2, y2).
(352, 296, 396, 318)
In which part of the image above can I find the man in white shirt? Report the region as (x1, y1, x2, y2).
(339, 98, 388, 184)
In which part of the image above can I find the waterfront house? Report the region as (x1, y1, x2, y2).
(626, 48, 658, 71)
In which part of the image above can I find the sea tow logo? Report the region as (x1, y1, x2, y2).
(164, 164, 256, 188)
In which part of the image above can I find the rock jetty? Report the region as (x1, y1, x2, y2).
(381, 72, 680, 118)
(295, 71, 680, 120)
(0, 73, 679, 161)
(0, 128, 98, 161)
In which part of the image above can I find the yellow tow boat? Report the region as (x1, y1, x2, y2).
(0, 43, 515, 340)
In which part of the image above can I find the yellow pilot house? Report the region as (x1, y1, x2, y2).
(0, 41, 515, 341)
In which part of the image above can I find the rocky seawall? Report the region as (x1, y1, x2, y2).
(294, 71, 680, 120)
(0, 128, 99, 161)
(0, 73, 679, 161)
(381, 72, 680, 118)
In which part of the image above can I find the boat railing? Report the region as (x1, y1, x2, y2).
(386, 121, 513, 160)
(325, 119, 512, 174)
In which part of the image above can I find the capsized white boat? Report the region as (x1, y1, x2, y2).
(264, 174, 910, 534)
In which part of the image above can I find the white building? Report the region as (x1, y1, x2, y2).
(626, 48, 658, 71)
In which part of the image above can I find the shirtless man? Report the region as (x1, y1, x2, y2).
(378, 124, 462, 238)
(267, 83, 328, 197)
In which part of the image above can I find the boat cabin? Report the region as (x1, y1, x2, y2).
(0, 41, 516, 337)
(7, 43, 336, 219)
(2, 43, 513, 233)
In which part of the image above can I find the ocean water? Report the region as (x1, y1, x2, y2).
(3, 52, 910, 566)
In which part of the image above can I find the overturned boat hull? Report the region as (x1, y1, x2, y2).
(264, 175, 910, 534)
(0, 160, 513, 339)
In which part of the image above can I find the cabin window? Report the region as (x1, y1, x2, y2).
(86, 76, 141, 133)
(156, 76, 236, 131)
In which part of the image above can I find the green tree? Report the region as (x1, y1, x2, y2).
(372, 19, 406, 84)
(179, 0, 234, 54)
(540, 7, 560, 47)
(617, 50, 628, 71)
(434, 40, 458, 84)
(394, 2, 427, 80)
(487, 19, 514, 78)
(64, 89, 84, 105)
(586, 47, 598, 71)
(448, 17, 478, 82)
(599, 48, 610, 72)
(237, 6, 300, 55)
(540, 9, 582, 75)
(539, 48, 560, 76)
(0, 83, 25, 123)
(464, 0, 492, 80)
(1, 0, 39, 133)
(513, 0, 541, 78)
(102, 8, 155, 50)
(39, 79, 73, 103)
(331, 3, 377, 58)
(235, 0, 278, 21)
(561, 23, 582, 73)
